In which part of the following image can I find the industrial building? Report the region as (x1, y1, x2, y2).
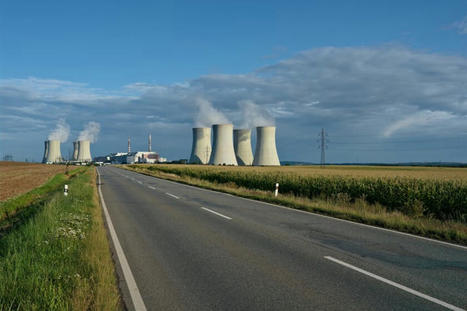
(189, 124, 280, 166)
(189, 127, 211, 164)
(209, 124, 238, 165)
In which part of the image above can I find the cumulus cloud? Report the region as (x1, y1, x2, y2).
(2, 46, 467, 162)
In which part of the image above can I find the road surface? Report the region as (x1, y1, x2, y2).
(97, 166, 466, 311)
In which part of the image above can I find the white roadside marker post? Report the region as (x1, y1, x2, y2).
(275, 183, 279, 197)
(64, 184, 68, 196)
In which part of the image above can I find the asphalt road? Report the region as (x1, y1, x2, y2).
(97, 166, 467, 311)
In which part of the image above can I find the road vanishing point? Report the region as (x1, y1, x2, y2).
(97, 166, 466, 311)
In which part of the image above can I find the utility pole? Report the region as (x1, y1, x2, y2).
(318, 128, 328, 168)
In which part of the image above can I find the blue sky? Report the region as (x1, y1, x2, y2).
(1, 1, 467, 163)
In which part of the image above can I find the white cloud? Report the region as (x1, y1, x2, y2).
(2, 46, 467, 162)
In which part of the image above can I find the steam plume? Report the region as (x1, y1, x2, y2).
(239, 100, 274, 128)
(194, 98, 229, 127)
(78, 121, 100, 143)
(48, 119, 70, 142)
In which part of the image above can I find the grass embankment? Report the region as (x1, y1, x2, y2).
(0, 167, 121, 310)
(122, 164, 467, 245)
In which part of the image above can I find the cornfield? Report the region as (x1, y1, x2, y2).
(133, 165, 467, 222)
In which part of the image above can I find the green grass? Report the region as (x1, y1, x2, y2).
(0, 168, 121, 310)
(122, 164, 467, 245)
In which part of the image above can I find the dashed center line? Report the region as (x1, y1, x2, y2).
(200, 207, 232, 220)
(324, 256, 464, 311)
(148, 186, 156, 190)
(136, 180, 143, 185)
(165, 192, 180, 199)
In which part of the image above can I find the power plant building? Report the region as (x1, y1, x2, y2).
(42, 141, 49, 163)
(209, 124, 238, 166)
(253, 126, 280, 166)
(77, 140, 92, 162)
(72, 141, 79, 161)
(45, 140, 63, 164)
(233, 129, 253, 166)
(189, 127, 211, 164)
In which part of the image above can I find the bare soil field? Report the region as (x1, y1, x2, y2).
(0, 162, 67, 202)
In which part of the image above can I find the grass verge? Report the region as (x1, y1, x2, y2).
(121, 165, 467, 246)
(0, 167, 121, 310)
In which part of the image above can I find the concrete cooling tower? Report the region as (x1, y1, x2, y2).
(72, 141, 79, 161)
(45, 140, 62, 163)
(209, 124, 238, 166)
(77, 140, 92, 162)
(42, 141, 49, 163)
(189, 128, 211, 164)
(253, 126, 280, 166)
(233, 129, 253, 166)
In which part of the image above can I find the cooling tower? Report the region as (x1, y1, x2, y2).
(45, 140, 62, 163)
(77, 140, 92, 162)
(253, 126, 280, 166)
(72, 141, 79, 161)
(209, 124, 238, 166)
(189, 128, 212, 164)
(234, 129, 253, 166)
(42, 141, 49, 163)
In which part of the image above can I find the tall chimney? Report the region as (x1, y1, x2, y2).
(209, 124, 237, 166)
(148, 133, 152, 152)
(128, 137, 131, 153)
(189, 128, 211, 164)
(253, 126, 280, 166)
(234, 129, 253, 166)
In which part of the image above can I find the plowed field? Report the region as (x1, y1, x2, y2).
(0, 162, 66, 201)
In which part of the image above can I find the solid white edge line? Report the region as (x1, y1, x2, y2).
(200, 207, 232, 220)
(324, 256, 464, 311)
(165, 192, 180, 199)
(116, 167, 467, 251)
(97, 168, 147, 311)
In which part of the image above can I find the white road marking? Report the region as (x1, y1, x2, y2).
(97, 169, 147, 311)
(116, 167, 467, 250)
(136, 180, 143, 185)
(165, 192, 180, 199)
(148, 186, 156, 190)
(200, 207, 232, 220)
(324, 256, 464, 311)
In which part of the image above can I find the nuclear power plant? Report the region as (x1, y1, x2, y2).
(189, 124, 280, 166)
(42, 141, 49, 163)
(209, 124, 238, 165)
(77, 140, 92, 162)
(253, 126, 280, 166)
(72, 141, 79, 161)
(233, 129, 253, 165)
(45, 140, 63, 164)
(189, 127, 211, 164)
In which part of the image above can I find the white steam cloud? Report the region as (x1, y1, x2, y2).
(238, 100, 275, 128)
(48, 119, 70, 142)
(194, 98, 229, 127)
(78, 121, 101, 143)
